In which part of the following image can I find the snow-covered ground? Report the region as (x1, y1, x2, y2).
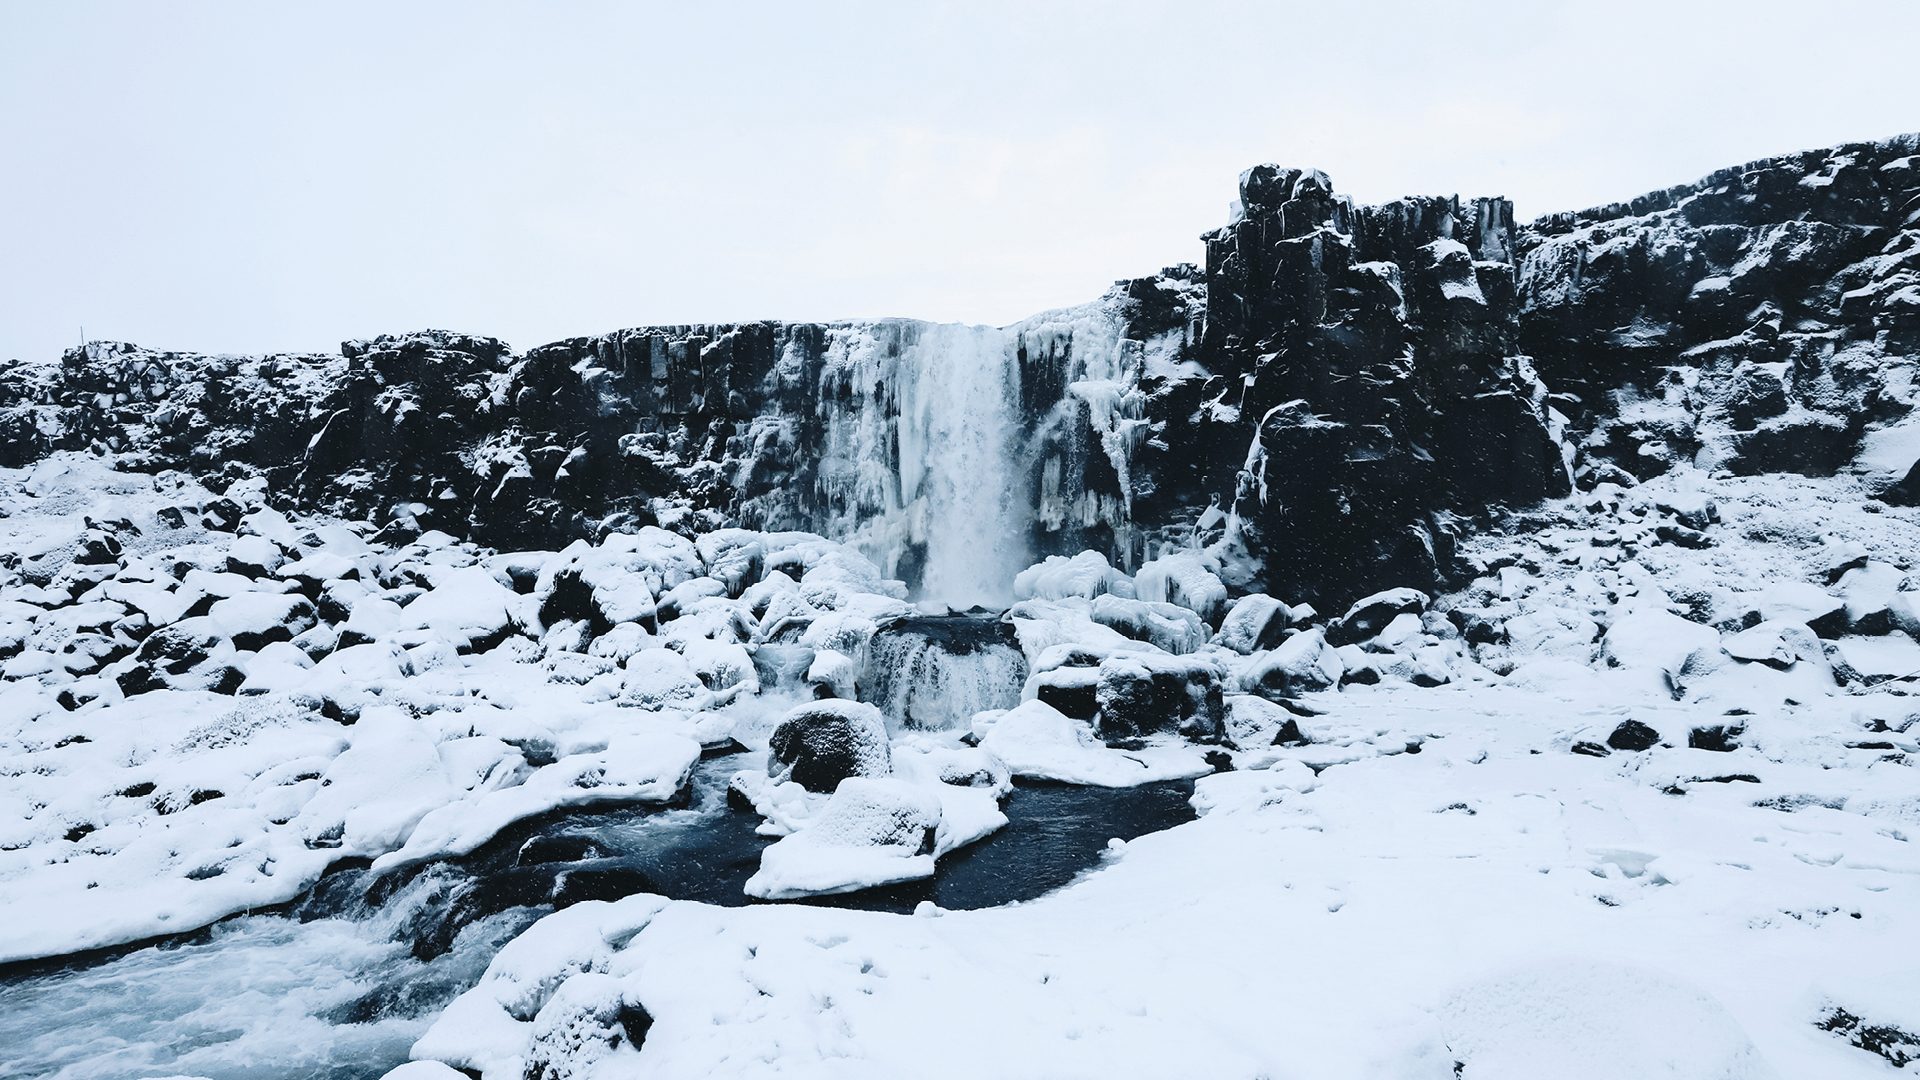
(387, 467, 1920, 1079)
(4, 451, 1918, 1078)
(404, 683, 1920, 1080)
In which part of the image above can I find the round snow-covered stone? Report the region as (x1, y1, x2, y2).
(767, 699, 892, 793)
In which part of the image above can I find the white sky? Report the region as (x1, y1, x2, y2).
(3, 1, 1917, 363)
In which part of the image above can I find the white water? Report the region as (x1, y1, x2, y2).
(812, 321, 1029, 610)
(897, 323, 1027, 608)
(0, 762, 758, 1080)
(863, 625, 1030, 731)
(759, 304, 1161, 609)
(0, 871, 532, 1080)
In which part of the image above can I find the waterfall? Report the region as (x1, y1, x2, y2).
(812, 321, 1030, 611)
(758, 303, 1146, 610)
(862, 616, 1029, 731)
(897, 323, 1027, 609)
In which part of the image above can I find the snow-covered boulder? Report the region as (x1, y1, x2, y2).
(1089, 594, 1207, 654)
(1722, 621, 1821, 669)
(1242, 628, 1344, 697)
(1094, 653, 1227, 742)
(1837, 560, 1909, 634)
(744, 777, 941, 899)
(1325, 588, 1430, 646)
(1723, 580, 1846, 637)
(115, 617, 243, 696)
(766, 699, 892, 793)
(695, 529, 765, 596)
(619, 649, 705, 711)
(973, 699, 1212, 787)
(1210, 593, 1302, 654)
(805, 647, 857, 699)
(1601, 607, 1723, 699)
(1013, 551, 1133, 601)
(397, 565, 522, 650)
(1029, 661, 1101, 720)
(207, 591, 318, 652)
(1133, 550, 1228, 623)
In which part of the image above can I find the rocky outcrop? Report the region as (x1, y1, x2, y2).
(1519, 135, 1920, 490)
(3, 134, 1914, 608)
(1156, 167, 1570, 605)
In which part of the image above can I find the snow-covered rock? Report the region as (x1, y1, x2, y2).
(1242, 627, 1344, 696)
(973, 700, 1212, 787)
(744, 778, 942, 899)
(766, 699, 893, 793)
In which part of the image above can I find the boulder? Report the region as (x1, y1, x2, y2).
(1722, 620, 1823, 669)
(1030, 664, 1100, 721)
(1837, 561, 1909, 635)
(72, 529, 122, 566)
(1093, 654, 1227, 742)
(1133, 551, 1228, 624)
(1601, 607, 1723, 699)
(1326, 588, 1430, 647)
(744, 777, 941, 899)
(1013, 551, 1132, 602)
(1211, 593, 1299, 655)
(805, 648, 857, 699)
(207, 592, 318, 652)
(1242, 628, 1344, 697)
(1089, 594, 1207, 654)
(1606, 719, 1661, 751)
(116, 617, 243, 696)
(766, 699, 892, 793)
(620, 649, 706, 711)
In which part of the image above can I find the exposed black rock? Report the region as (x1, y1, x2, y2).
(1819, 1006, 1920, 1070)
(3, 134, 1914, 610)
(1689, 724, 1746, 753)
(1607, 720, 1662, 752)
(1521, 136, 1920, 489)
(765, 701, 892, 794)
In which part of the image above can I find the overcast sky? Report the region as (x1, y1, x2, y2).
(3, 1, 1917, 363)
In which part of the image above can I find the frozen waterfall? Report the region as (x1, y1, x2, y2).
(811, 321, 1031, 611)
(899, 323, 1028, 609)
(748, 303, 1148, 611)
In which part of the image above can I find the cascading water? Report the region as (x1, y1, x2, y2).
(0, 864, 537, 1080)
(746, 302, 1162, 609)
(896, 323, 1029, 609)
(862, 616, 1030, 731)
(809, 321, 1031, 611)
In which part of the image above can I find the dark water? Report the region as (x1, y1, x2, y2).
(809, 778, 1198, 913)
(0, 753, 1195, 1080)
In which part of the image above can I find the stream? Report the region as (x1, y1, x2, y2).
(0, 753, 1196, 1080)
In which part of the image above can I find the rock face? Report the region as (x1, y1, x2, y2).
(1519, 135, 1920, 490)
(4, 134, 1915, 608)
(1182, 168, 1571, 604)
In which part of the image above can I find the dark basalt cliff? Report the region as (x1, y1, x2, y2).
(2, 134, 1915, 606)
(1170, 167, 1568, 600)
(1519, 136, 1920, 488)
